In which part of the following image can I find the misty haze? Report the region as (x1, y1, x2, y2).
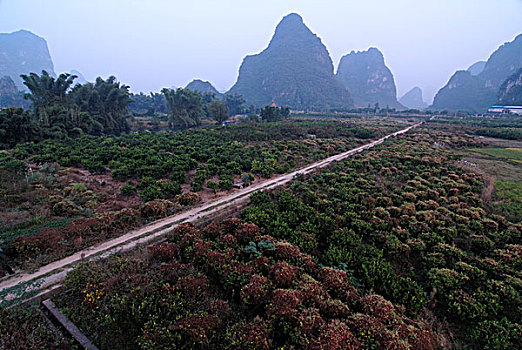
(0, 1, 521, 350)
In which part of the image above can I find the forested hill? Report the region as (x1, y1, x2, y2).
(227, 13, 352, 110)
(467, 61, 486, 76)
(432, 33, 522, 111)
(498, 68, 522, 105)
(0, 30, 55, 90)
(336, 48, 403, 109)
(430, 70, 497, 112)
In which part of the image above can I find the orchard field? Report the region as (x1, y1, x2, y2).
(1, 115, 521, 349)
(0, 117, 406, 274)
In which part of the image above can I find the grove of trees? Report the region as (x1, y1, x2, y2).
(162, 87, 206, 129)
(0, 71, 133, 148)
(260, 105, 290, 122)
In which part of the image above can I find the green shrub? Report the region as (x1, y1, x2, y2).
(140, 184, 163, 202)
(120, 184, 137, 196)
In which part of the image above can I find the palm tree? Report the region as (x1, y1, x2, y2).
(70, 76, 132, 135)
(20, 70, 77, 123)
(208, 99, 229, 125)
(0, 108, 41, 148)
(162, 88, 205, 129)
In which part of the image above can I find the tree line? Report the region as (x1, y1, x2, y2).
(1, 71, 132, 148)
(0, 70, 294, 149)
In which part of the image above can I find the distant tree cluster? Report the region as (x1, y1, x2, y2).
(208, 99, 229, 125)
(0, 70, 133, 148)
(162, 88, 206, 129)
(224, 93, 246, 116)
(260, 105, 290, 122)
(0, 69, 250, 148)
(128, 92, 168, 116)
(161, 88, 247, 129)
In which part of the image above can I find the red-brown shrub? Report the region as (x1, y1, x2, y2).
(172, 222, 201, 241)
(147, 242, 177, 262)
(359, 295, 397, 322)
(226, 317, 271, 350)
(267, 289, 301, 320)
(174, 275, 209, 297)
(220, 218, 243, 235)
(221, 234, 238, 248)
(317, 267, 358, 301)
(241, 274, 271, 306)
(139, 199, 174, 218)
(298, 274, 329, 306)
(318, 298, 351, 319)
(234, 222, 261, 243)
(270, 261, 296, 287)
(273, 242, 301, 261)
(309, 320, 361, 350)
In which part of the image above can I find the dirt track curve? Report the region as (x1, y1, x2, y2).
(0, 122, 421, 302)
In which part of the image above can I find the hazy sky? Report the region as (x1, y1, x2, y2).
(1, 0, 521, 103)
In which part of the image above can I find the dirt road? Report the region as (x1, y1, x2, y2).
(0, 122, 420, 301)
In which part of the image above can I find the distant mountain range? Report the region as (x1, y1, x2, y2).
(0, 30, 55, 90)
(0, 20, 421, 112)
(432, 34, 522, 112)
(2, 21, 520, 113)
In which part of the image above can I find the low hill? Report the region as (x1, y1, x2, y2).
(399, 87, 428, 110)
(186, 79, 222, 98)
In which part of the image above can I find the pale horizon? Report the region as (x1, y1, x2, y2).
(1, 0, 521, 103)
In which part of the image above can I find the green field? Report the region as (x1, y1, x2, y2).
(470, 147, 522, 163)
(494, 180, 522, 222)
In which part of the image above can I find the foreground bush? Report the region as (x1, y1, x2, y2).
(56, 220, 438, 349)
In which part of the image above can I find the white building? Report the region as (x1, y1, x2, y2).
(488, 106, 522, 115)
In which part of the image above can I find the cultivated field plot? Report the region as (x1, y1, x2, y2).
(23, 125, 519, 350)
(0, 117, 408, 275)
(470, 147, 522, 163)
(461, 145, 522, 223)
